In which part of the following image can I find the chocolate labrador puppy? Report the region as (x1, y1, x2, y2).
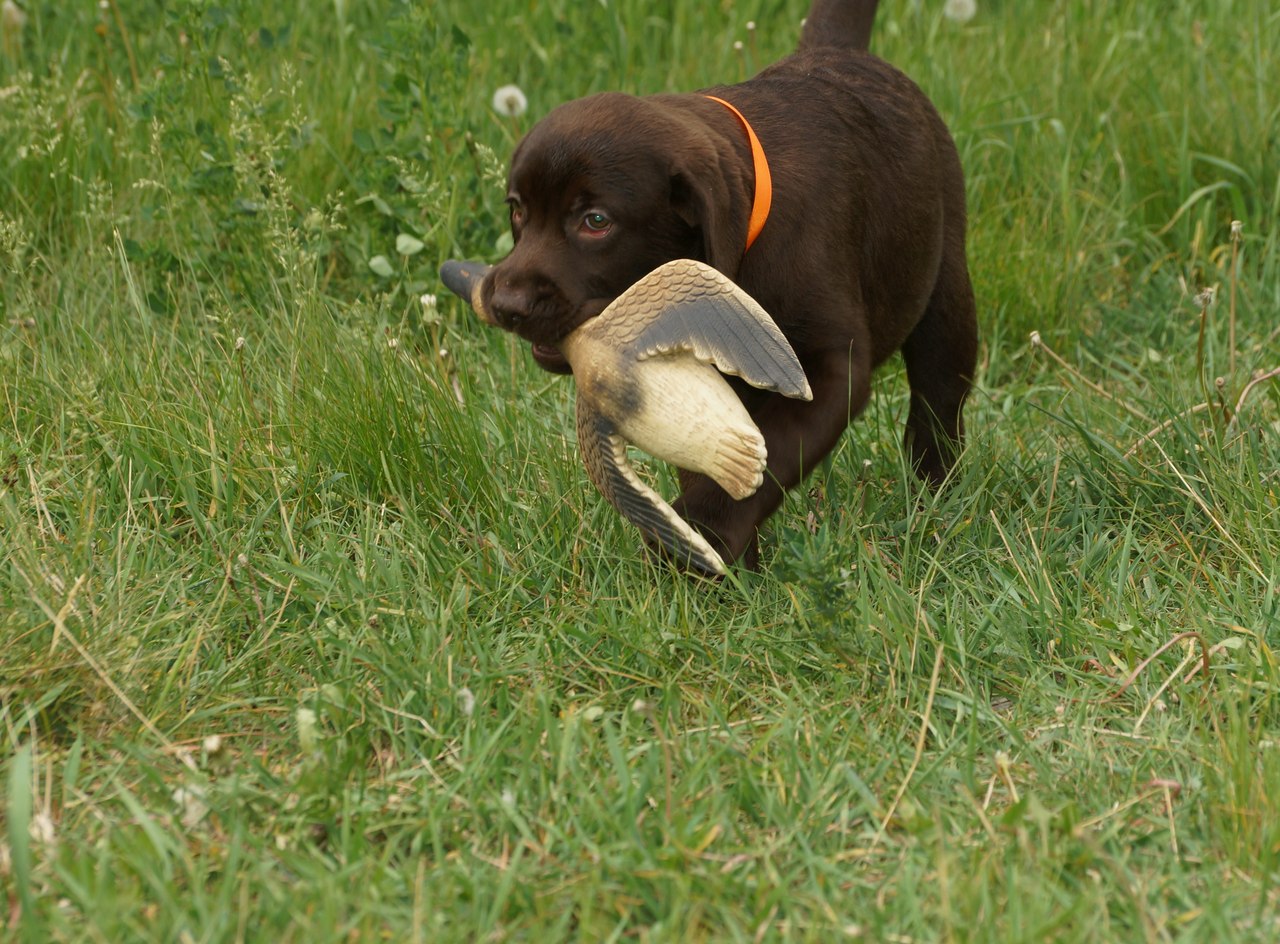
(478, 0, 977, 569)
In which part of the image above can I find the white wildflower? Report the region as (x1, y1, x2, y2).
(203, 734, 224, 756)
(944, 0, 977, 24)
(733, 40, 744, 51)
(419, 292, 437, 310)
(296, 706, 318, 752)
(171, 785, 208, 829)
(30, 811, 55, 846)
(491, 84, 527, 118)
(456, 686, 475, 717)
(234, 335, 246, 351)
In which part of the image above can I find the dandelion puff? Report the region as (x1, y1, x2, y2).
(456, 686, 475, 717)
(733, 40, 744, 51)
(944, 0, 977, 24)
(234, 336, 246, 351)
(1231, 220, 1243, 238)
(492, 84, 527, 118)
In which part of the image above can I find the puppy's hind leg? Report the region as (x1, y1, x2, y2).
(901, 249, 977, 486)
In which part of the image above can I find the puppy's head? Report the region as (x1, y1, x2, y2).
(480, 92, 750, 373)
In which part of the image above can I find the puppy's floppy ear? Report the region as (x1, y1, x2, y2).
(669, 153, 750, 278)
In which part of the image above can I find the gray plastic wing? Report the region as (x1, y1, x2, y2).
(582, 259, 813, 401)
(576, 398, 727, 576)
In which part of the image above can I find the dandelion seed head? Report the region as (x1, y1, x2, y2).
(457, 686, 475, 717)
(1029, 330, 1042, 347)
(733, 40, 744, 51)
(491, 84, 527, 118)
(234, 336, 246, 351)
(944, 0, 977, 24)
(1231, 220, 1243, 238)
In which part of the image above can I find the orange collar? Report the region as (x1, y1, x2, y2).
(703, 95, 772, 252)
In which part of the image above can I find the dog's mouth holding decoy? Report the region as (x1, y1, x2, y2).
(439, 259, 590, 374)
(439, 258, 812, 575)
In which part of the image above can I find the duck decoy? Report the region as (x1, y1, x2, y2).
(440, 258, 812, 575)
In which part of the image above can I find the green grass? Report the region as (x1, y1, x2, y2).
(2, 0, 1279, 940)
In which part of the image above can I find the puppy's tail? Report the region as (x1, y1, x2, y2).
(798, 0, 878, 53)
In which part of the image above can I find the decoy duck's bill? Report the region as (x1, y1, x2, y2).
(439, 260, 496, 324)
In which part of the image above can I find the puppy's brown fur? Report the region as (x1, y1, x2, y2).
(480, 0, 977, 568)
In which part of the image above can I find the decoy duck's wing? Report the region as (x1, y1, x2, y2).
(576, 398, 727, 576)
(590, 259, 812, 401)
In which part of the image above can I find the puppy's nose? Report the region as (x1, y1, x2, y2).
(487, 285, 531, 328)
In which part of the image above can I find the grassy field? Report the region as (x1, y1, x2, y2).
(2, 0, 1278, 940)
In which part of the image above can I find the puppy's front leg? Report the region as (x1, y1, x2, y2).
(673, 346, 869, 568)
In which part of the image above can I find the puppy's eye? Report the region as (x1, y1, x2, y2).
(580, 211, 612, 237)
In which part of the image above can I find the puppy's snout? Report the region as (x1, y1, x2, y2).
(487, 285, 530, 327)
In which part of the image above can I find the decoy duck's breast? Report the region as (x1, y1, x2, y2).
(562, 338, 644, 423)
